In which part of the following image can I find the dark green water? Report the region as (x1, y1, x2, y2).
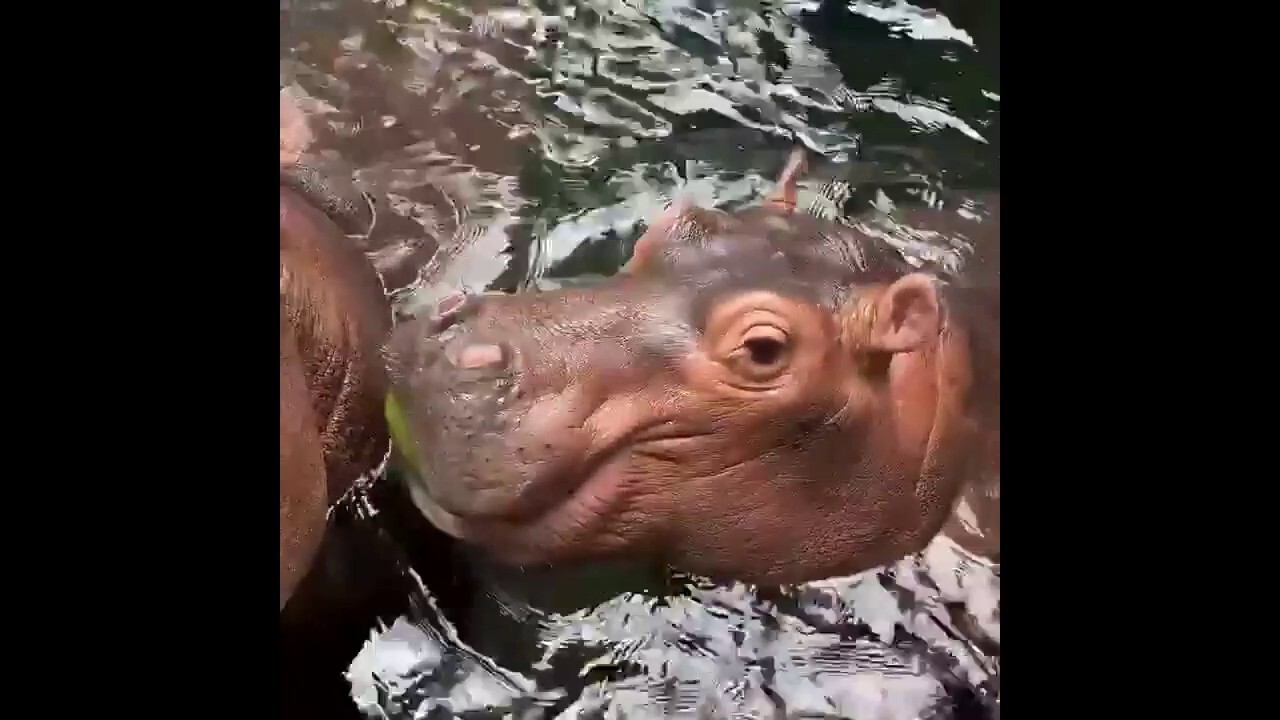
(280, 0, 996, 311)
(281, 1, 998, 718)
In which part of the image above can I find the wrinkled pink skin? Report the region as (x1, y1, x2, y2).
(386, 149, 1000, 585)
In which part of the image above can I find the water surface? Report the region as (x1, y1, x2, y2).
(280, 0, 999, 717)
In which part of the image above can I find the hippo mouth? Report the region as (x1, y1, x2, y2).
(387, 382, 682, 561)
(402, 449, 637, 562)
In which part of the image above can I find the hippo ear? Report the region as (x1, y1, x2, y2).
(762, 146, 809, 212)
(865, 273, 942, 353)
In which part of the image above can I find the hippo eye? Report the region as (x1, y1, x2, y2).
(745, 336, 783, 366)
(729, 324, 790, 381)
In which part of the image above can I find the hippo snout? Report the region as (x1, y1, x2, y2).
(382, 284, 690, 565)
(384, 297, 528, 519)
(395, 292, 526, 377)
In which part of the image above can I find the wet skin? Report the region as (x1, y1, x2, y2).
(280, 101, 479, 720)
(387, 148, 1000, 585)
(279, 92, 392, 610)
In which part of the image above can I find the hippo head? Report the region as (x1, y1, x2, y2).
(385, 149, 989, 585)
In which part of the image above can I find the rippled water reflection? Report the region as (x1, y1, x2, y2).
(281, 0, 998, 717)
(347, 537, 998, 719)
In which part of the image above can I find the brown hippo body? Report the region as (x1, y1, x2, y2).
(386, 148, 999, 585)
(279, 93, 392, 610)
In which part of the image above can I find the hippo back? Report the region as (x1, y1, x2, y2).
(280, 154, 374, 238)
(279, 181, 392, 504)
(279, 176, 392, 610)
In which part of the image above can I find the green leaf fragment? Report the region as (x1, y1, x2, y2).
(384, 392, 423, 476)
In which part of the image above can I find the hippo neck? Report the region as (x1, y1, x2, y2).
(882, 287, 994, 556)
(929, 287, 999, 561)
(280, 183, 393, 504)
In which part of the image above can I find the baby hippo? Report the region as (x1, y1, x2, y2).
(386, 149, 999, 584)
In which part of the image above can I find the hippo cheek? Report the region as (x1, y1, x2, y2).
(639, 476, 849, 583)
(590, 413, 911, 584)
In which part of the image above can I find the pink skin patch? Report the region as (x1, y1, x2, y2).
(763, 146, 808, 211)
(456, 343, 505, 369)
(280, 92, 314, 167)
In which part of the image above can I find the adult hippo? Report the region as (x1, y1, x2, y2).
(279, 90, 392, 610)
(385, 148, 999, 584)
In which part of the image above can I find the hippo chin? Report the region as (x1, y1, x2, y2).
(386, 148, 1000, 585)
(279, 91, 392, 609)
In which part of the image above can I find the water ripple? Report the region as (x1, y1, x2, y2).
(281, 0, 999, 717)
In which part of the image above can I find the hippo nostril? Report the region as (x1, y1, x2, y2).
(427, 291, 476, 334)
(435, 291, 467, 317)
(455, 343, 508, 370)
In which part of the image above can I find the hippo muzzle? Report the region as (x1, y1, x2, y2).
(385, 280, 697, 564)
